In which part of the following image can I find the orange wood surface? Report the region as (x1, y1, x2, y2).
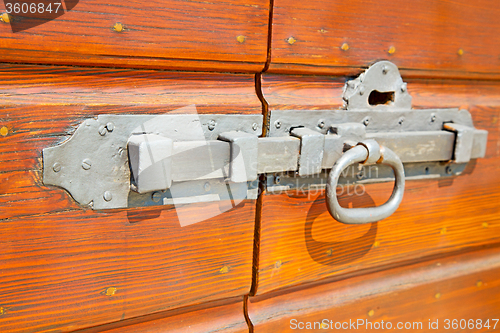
(267, 0, 500, 78)
(0, 64, 260, 332)
(0, 0, 269, 72)
(254, 74, 500, 295)
(248, 248, 500, 332)
(79, 297, 249, 333)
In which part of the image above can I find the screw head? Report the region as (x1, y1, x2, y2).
(52, 162, 61, 173)
(398, 117, 405, 125)
(106, 122, 114, 132)
(363, 117, 370, 126)
(318, 120, 325, 129)
(252, 123, 258, 131)
(274, 120, 282, 129)
(98, 125, 107, 136)
(274, 175, 281, 185)
(151, 192, 162, 203)
(382, 65, 389, 74)
(445, 166, 452, 175)
(82, 158, 92, 170)
(401, 82, 407, 92)
(431, 114, 437, 123)
(356, 171, 364, 180)
(103, 191, 113, 202)
(204, 182, 211, 192)
(208, 120, 216, 131)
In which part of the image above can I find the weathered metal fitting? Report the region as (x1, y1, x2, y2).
(342, 61, 412, 110)
(218, 131, 259, 183)
(357, 139, 381, 164)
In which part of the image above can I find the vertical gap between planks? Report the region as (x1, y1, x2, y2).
(243, 295, 254, 332)
(262, 0, 275, 72)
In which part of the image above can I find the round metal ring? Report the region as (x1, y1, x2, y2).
(325, 144, 405, 224)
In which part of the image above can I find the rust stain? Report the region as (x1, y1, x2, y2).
(113, 23, 124, 32)
(0, 126, 8, 136)
(388, 46, 396, 55)
(341, 43, 349, 51)
(236, 35, 246, 43)
(0, 13, 10, 23)
(219, 265, 230, 274)
(287, 37, 296, 45)
(103, 287, 117, 296)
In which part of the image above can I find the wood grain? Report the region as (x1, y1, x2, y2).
(0, 64, 262, 219)
(0, 0, 269, 72)
(267, 0, 500, 78)
(92, 298, 248, 333)
(254, 74, 500, 295)
(0, 64, 259, 332)
(248, 248, 500, 332)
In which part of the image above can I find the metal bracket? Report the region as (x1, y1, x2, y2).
(42, 62, 488, 212)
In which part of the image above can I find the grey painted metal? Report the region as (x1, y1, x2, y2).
(268, 109, 475, 137)
(257, 137, 300, 173)
(342, 61, 412, 110)
(42, 62, 488, 211)
(325, 143, 405, 224)
(366, 131, 455, 163)
(170, 140, 230, 182)
(357, 139, 381, 164)
(218, 131, 259, 183)
(443, 123, 475, 163)
(128, 134, 173, 194)
(265, 162, 467, 194)
(43, 114, 262, 209)
(290, 127, 325, 176)
(330, 122, 366, 138)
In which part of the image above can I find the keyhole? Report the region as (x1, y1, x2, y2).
(368, 90, 395, 106)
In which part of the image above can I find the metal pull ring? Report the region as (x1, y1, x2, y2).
(325, 140, 405, 224)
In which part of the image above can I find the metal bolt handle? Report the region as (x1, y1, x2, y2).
(325, 140, 405, 224)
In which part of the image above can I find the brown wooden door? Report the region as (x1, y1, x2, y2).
(0, 0, 499, 332)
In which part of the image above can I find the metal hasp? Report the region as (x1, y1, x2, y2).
(43, 114, 263, 209)
(267, 61, 488, 224)
(42, 61, 488, 218)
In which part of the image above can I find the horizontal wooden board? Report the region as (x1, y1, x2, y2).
(254, 74, 500, 295)
(267, 0, 500, 78)
(248, 248, 500, 332)
(77, 298, 248, 333)
(0, 0, 269, 72)
(0, 64, 262, 219)
(0, 64, 259, 332)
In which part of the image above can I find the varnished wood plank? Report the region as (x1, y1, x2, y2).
(84, 298, 249, 333)
(248, 248, 500, 332)
(0, 201, 255, 332)
(255, 75, 500, 295)
(0, 64, 262, 219)
(0, 64, 258, 332)
(267, 0, 500, 78)
(0, 0, 269, 72)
